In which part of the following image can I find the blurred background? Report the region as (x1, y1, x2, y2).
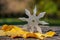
(0, 0, 60, 26)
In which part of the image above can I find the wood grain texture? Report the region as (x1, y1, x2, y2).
(0, 26, 60, 40)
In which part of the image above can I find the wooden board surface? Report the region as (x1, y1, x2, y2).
(0, 26, 60, 40)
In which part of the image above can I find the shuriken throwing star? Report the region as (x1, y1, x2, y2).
(19, 6, 49, 33)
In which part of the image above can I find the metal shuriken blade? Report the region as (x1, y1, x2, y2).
(19, 6, 49, 33)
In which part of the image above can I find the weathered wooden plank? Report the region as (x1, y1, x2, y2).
(0, 26, 60, 40)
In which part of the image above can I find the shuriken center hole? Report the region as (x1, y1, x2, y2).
(32, 20, 35, 22)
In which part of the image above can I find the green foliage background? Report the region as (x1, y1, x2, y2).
(0, 0, 60, 26)
(33, 0, 59, 18)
